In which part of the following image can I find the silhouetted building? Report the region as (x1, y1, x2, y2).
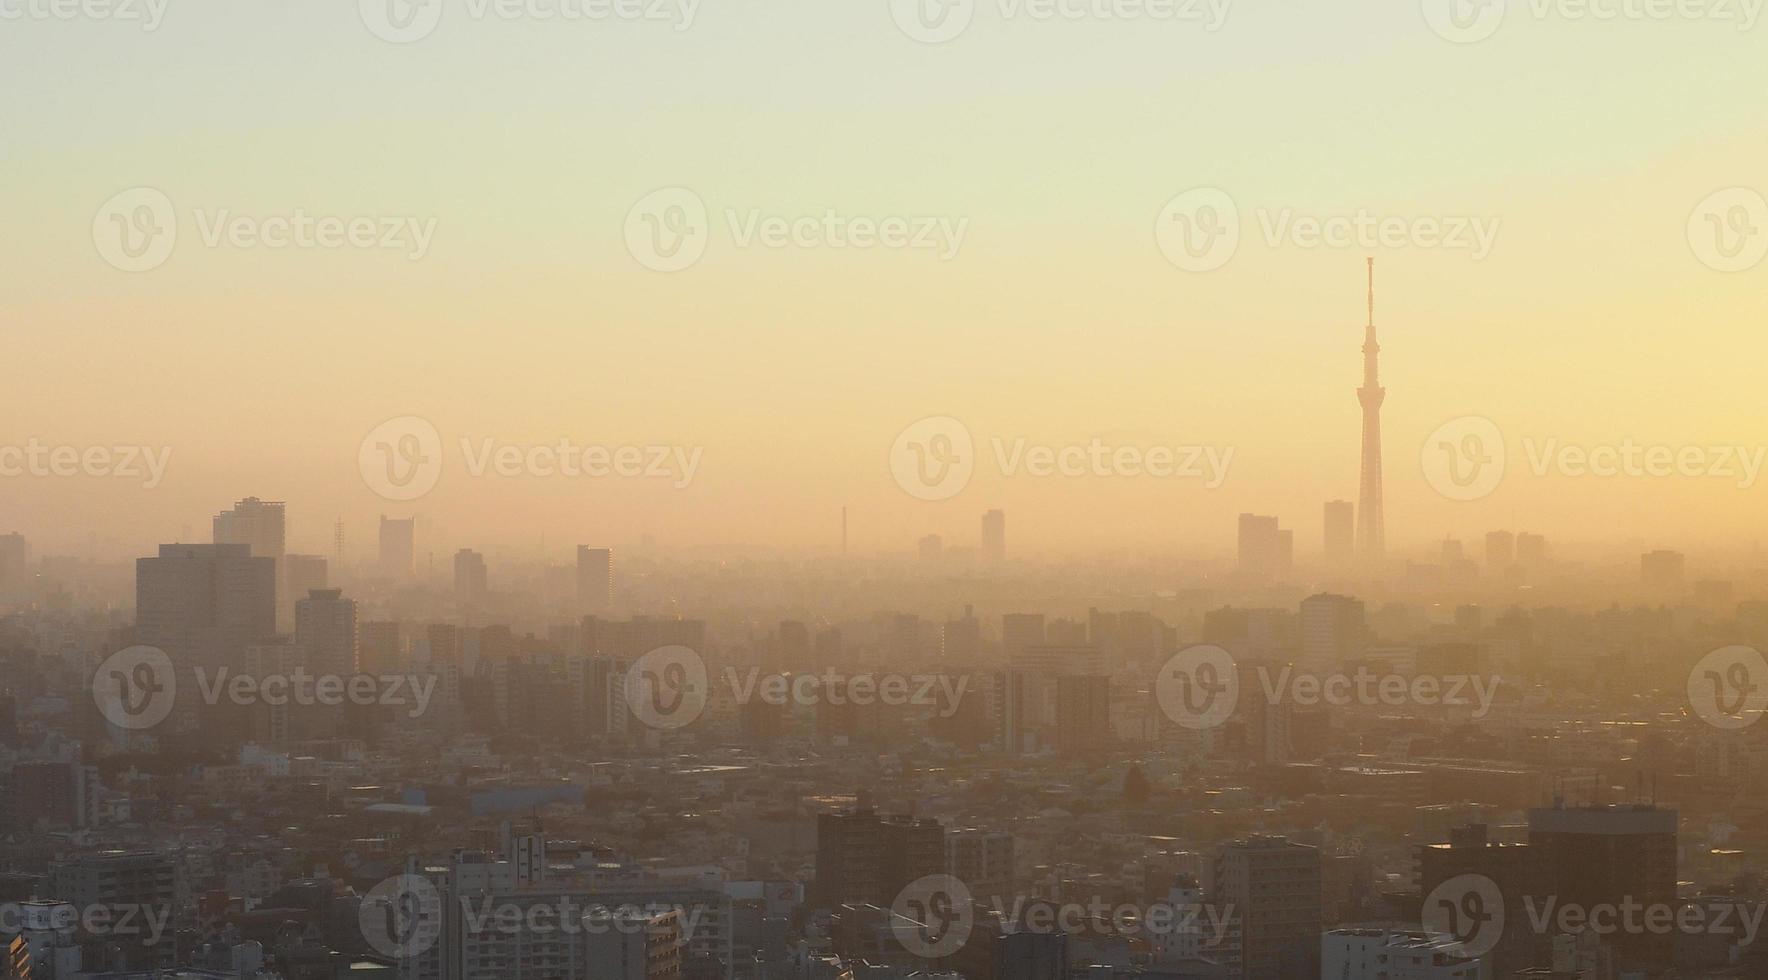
(577, 546, 614, 613)
(982, 509, 1006, 562)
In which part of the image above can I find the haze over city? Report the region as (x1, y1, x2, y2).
(5, 3, 1768, 980)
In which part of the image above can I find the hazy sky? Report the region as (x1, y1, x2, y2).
(5, 1, 1768, 561)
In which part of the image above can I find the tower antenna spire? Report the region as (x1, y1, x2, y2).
(1367, 257, 1375, 330)
(1356, 257, 1386, 561)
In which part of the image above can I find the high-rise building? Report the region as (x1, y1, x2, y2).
(1528, 804, 1678, 973)
(214, 497, 287, 625)
(378, 516, 415, 581)
(281, 553, 327, 632)
(1299, 593, 1365, 668)
(1515, 531, 1547, 568)
(454, 548, 489, 603)
(1001, 613, 1046, 660)
(0, 532, 29, 593)
(294, 588, 357, 677)
(212, 497, 285, 561)
(1322, 501, 1353, 566)
(49, 851, 179, 970)
(1484, 530, 1515, 573)
(1213, 836, 1321, 980)
(577, 546, 614, 613)
(812, 808, 946, 910)
(583, 908, 684, 979)
(947, 829, 1015, 900)
(136, 543, 276, 671)
(994, 668, 1035, 754)
(1416, 823, 1544, 975)
(359, 621, 403, 673)
(1054, 674, 1110, 755)
(981, 509, 1006, 562)
(1642, 549, 1686, 592)
(1356, 258, 1386, 560)
(917, 534, 943, 560)
(1237, 514, 1291, 577)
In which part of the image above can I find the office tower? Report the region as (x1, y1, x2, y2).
(1515, 531, 1547, 567)
(280, 553, 327, 632)
(995, 669, 1034, 754)
(49, 851, 179, 970)
(981, 508, 1006, 561)
(777, 619, 810, 670)
(425, 623, 459, 665)
(577, 546, 614, 613)
(1321, 929, 1483, 978)
(0, 532, 28, 592)
(1001, 613, 1046, 660)
(941, 606, 981, 661)
(584, 909, 684, 979)
(947, 829, 1015, 900)
(1322, 501, 1353, 565)
(1416, 823, 1546, 976)
(1642, 549, 1686, 591)
(1237, 513, 1290, 577)
(1356, 258, 1386, 559)
(1213, 836, 1321, 980)
(1439, 537, 1464, 565)
(811, 808, 945, 909)
(378, 515, 415, 580)
(580, 615, 707, 660)
(214, 497, 286, 627)
(998, 931, 1067, 979)
(212, 497, 286, 560)
(359, 621, 403, 673)
(1299, 592, 1365, 668)
(1240, 662, 1292, 764)
(1484, 530, 1515, 572)
(136, 543, 276, 670)
(454, 548, 488, 603)
(917, 533, 943, 560)
(294, 588, 357, 677)
(1528, 804, 1678, 972)
(1054, 674, 1111, 755)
